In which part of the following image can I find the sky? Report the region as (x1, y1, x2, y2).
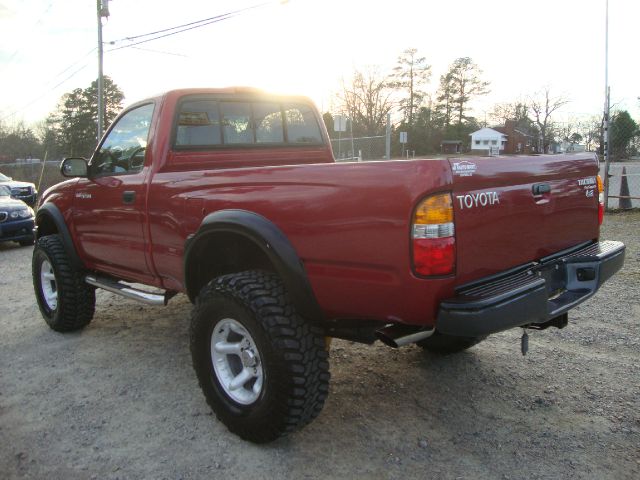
(0, 0, 637, 127)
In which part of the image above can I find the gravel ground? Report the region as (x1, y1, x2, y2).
(1, 211, 639, 480)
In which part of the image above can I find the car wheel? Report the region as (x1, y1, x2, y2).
(190, 270, 330, 443)
(32, 234, 95, 332)
(417, 331, 487, 354)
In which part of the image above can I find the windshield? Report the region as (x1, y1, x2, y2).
(0, 185, 10, 196)
(0, 172, 11, 181)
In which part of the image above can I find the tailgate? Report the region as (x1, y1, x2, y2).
(449, 154, 600, 286)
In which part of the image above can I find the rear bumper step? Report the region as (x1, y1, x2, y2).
(85, 275, 171, 306)
(436, 240, 625, 337)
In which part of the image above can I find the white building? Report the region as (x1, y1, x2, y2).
(469, 128, 507, 154)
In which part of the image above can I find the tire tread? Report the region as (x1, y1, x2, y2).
(190, 270, 329, 443)
(32, 235, 95, 332)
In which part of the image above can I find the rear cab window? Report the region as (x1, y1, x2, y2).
(173, 96, 324, 150)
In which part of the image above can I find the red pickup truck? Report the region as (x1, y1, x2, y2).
(32, 88, 625, 443)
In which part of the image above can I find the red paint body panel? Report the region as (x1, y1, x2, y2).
(448, 155, 600, 285)
(39, 89, 602, 328)
(147, 158, 455, 324)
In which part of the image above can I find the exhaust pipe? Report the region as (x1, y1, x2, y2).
(376, 324, 435, 348)
(85, 275, 169, 306)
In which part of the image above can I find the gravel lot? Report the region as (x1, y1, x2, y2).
(1, 211, 639, 480)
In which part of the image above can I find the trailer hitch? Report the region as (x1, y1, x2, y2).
(520, 313, 569, 355)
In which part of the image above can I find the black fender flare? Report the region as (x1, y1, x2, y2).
(184, 209, 323, 322)
(36, 203, 85, 270)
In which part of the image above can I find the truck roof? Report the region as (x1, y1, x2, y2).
(138, 87, 316, 106)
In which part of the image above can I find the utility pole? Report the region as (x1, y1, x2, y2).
(385, 113, 391, 160)
(97, 0, 110, 141)
(603, 0, 611, 209)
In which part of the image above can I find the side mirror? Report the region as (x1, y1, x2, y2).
(60, 157, 88, 178)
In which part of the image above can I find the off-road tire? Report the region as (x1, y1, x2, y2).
(190, 270, 330, 443)
(32, 234, 95, 332)
(417, 331, 487, 354)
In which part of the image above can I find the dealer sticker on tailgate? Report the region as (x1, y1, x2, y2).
(452, 161, 477, 177)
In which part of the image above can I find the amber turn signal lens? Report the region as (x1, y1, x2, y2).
(412, 192, 455, 276)
(414, 193, 453, 225)
(596, 175, 605, 225)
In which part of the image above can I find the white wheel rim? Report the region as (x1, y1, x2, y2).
(40, 259, 58, 311)
(211, 318, 264, 405)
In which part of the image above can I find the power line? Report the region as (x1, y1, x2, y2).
(105, 1, 272, 52)
(0, 61, 92, 122)
(0, 1, 54, 74)
(106, 12, 240, 52)
(41, 48, 97, 89)
(0, 47, 98, 121)
(130, 46, 189, 58)
(107, 1, 270, 45)
(1, 1, 283, 121)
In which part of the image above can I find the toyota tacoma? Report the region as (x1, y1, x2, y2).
(32, 88, 625, 443)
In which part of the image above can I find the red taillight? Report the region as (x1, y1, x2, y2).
(412, 193, 455, 276)
(597, 175, 604, 225)
(413, 237, 456, 276)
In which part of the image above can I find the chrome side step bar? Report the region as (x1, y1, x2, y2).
(85, 275, 169, 306)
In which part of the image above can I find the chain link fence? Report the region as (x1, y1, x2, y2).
(555, 105, 639, 209)
(330, 136, 386, 162)
(601, 162, 640, 209)
(604, 108, 639, 209)
(1, 161, 64, 196)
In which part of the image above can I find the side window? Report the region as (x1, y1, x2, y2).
(176, 100, 222, 147)
(221, 102, 254, 144)
(254, 102, 283, 143)
(92, 103, 154, 176)
(284, 104, 322, 144)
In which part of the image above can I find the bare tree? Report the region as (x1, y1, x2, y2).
(529, 87, 569, 153)
(576, 115, 604, 152)
(489, 100, 530, 126)
(389, 48, 431, 126)
(337, 68, 395, 136)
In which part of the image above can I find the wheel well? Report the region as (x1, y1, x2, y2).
(186, 232, 275, 301)
(36, 213, 58, 238)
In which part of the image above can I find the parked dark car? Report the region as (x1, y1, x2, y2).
(0, 172, 38, 207)
(0, 185, 35, 246)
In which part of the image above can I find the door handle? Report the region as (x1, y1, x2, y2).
(532, 183, 551, 195)
(122, 191, 136, 204)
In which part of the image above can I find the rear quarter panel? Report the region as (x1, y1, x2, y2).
(147, 159, 456, 325)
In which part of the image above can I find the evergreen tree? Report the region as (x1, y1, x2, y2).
(609, 110, 638, 160)
(389, 48, 431, 126)
(44, 76, 125, 158)
(434, 72, 455, 128)
(446, 57, 490, 126)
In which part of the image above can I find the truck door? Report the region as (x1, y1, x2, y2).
(72, 103, 155, 283)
